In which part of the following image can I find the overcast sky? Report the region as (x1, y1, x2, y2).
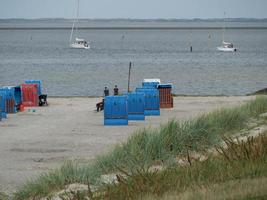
(1, 0, 267, 19)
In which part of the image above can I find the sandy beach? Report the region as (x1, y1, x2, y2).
(0, 96, 255, 193)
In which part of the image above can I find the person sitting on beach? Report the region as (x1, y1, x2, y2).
(113, 85, 119, 96)
(96, 99, 104, 112)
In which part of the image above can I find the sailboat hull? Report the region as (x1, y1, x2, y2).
(70, 43, 90, 49)
(217, 47, 237, 52)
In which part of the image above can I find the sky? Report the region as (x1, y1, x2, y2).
(0, 0, 267, 19)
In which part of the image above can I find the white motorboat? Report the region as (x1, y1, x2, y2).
(69, 0, 90, 49)
(217, 12, 237, 52)
(217, 41, 237, 52)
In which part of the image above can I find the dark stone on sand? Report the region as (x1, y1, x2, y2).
(249, 87, 267, 95)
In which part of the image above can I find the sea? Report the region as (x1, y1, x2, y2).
(0, 19, 266, 96)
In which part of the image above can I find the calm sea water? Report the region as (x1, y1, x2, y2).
(0, 21, 266, 96)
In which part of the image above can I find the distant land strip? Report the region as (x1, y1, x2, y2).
(1, 26, 267, 30)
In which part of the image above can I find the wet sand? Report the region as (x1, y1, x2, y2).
(0, 96, 255, 193)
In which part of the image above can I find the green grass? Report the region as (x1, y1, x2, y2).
(0, 192, 8, 200)
(13, 96, 267, 200)
(143, 177, 267, 200)
(96, 133, 267, 199)
(13, 161, 80, 200)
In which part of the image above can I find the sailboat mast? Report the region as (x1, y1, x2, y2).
(69, 19, 75, 44)
(76, 0, 79, 34)
(69, 0, 79, 44)
(222, 11, 226, 42)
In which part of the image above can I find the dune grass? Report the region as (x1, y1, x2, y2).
(96, 133, 267, 199)
(0, 192, 8, 200)
(143, 177, 267, 200)
(13, 96, 267, 200)
(13, 162, 81, 200)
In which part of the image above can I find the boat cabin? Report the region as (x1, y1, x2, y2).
(75, 38, 89, 47)
(223, 42, 234, 48)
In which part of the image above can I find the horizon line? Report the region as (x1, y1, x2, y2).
(1, 17, 267, 21)
(1, 27, 267, 30)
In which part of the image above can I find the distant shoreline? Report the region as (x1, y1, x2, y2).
(1, 18, 267, 22)
(1, 26, 267, 30)
(1, 18, 267, 30)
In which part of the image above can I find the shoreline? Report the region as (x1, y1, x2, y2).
(42, 94, 250, 98)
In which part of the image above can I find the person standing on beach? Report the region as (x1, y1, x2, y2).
(113, 85, 119, 95)
(104, 86, 109, 97)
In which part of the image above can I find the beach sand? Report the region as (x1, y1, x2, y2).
(0, 96, 255, 193)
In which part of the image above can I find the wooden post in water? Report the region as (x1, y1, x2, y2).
(189, 31, 193, 52)
(121, 34, 125, 49)
(127, 62, 132, 93)
(208, 33, 211, 51)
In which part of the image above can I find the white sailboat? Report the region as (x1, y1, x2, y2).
(217, 41, 236, 52)
(69, 0, 90, 49)
(217, 12, 236, 52)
